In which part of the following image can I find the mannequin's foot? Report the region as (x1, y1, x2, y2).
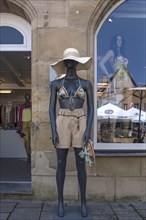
(81, 203, 88, 217)
(57, 201, 65, 217)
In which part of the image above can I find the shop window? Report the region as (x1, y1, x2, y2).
(95, 0, 146, 151)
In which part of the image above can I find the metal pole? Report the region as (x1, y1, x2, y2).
(138, 90, 142, 142)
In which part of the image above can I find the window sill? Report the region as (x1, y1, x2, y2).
(95, 150, 146, 157)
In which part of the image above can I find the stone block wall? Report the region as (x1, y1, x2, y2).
(86, 157, 146, 201)
(30, 0, 98, 201)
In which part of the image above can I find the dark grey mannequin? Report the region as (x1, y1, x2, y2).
(49, 59, 94, 217)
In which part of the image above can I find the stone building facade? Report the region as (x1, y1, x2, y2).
(0, 0, 145, 201)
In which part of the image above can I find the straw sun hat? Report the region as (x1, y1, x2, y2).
(51, 48, 92, 75)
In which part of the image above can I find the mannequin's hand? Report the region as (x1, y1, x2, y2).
(83, 130, 90, 144)
(52, 131, 59, 147)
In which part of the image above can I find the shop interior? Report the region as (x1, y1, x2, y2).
(0, 51, 32, 193)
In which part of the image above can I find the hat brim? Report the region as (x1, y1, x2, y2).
(51, 56, 92, 76)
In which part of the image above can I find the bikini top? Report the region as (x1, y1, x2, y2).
(57, 78, 85, 100)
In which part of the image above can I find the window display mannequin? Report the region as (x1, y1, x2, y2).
(49, 48, 94, 217)
(98, 35, 128, 79)
(18, 93, 31, 159)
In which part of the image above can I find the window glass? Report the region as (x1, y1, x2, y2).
(95, 0, 146, 149)
(50, 66, 57, 82)
(0, 26, 23, 44)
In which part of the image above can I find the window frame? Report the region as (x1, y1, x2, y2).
(0, 13, 31, 51)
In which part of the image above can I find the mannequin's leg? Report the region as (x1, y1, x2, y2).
(56, 148, 68, 217)
(74, 148, 88, 217)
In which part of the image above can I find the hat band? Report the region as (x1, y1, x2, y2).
(63, 51, 80, 59)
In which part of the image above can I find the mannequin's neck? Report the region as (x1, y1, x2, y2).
(117, 47, 121, 56)
(65, 69, 78, 79)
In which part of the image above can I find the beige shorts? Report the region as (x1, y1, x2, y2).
(56, 108, 86, 149)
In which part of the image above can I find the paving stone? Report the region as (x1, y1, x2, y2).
(90, 205, 117, 220)
(40, 211, 54, 220)
(89, 202, 111, 211)
(92, 216, 118, 220)
(8, 208, 41, 220)
(132, 202, 146, 210)
(90, 208, 115, 216)
(136, 209, 146, 218)
(0, 212, 10, 220)
(16, 200, 43, 209)
(0, 200, 145, 220)
(89, 203, 113, 216)
(115, 211, 142, 218)
(117, 217, 142, 220)
(110, 202, 135, 212)
(0, 203, 16, 212)
(42, 202, 55, 212)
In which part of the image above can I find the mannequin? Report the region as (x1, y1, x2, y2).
(98, 35, 128, 79)
(19, 93, 31, 159)
(49, 48, 94, 217)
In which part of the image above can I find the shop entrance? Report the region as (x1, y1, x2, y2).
(0, 13, 32, 193)
(0, 51, 32, 193)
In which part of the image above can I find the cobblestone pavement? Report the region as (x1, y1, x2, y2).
(0, 200, 146, 220)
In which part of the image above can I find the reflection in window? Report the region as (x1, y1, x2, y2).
(96, 0, 146, 147)
(0, 26, 23, 44)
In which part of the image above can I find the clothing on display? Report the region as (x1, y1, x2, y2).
(18, 101, 32, 157)
(56, 108, 86, 149)
(58, 78, 85, 100)
(0, 103, 20, 129)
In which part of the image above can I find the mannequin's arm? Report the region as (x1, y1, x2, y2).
(83, 80, 94, 143)
(49, 80, 59, 146)
(98, 50, 114, 78)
